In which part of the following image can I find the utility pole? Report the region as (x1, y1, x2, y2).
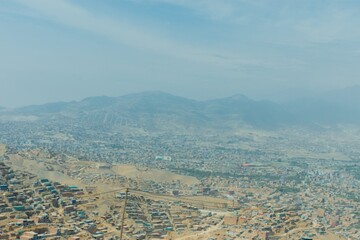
(120, 188, 129, 240)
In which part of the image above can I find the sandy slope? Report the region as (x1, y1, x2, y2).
(0, 144, 5, 156)
(112, 164, 199, 185)
(6, 153, 85, 187)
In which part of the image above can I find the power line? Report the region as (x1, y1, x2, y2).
(119, 188, 129, 240)
(75, 185, 239, 240)
(77, 187, 238, 210)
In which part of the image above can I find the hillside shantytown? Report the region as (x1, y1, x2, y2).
(1, 0, 360, 239)
(0, 110, 359, 240)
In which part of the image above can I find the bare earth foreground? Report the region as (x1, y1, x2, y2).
(112, 165, 199, 185)
(0, 147, 352, 239)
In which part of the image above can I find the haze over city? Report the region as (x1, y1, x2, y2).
(0, 1, 360, 240)
(1, 0, 360, 107)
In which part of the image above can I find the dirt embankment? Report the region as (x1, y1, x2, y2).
(112, 164, 199, 185)
(0, 144, 6, 156)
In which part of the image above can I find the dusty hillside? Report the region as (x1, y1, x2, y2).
(0, 144, 5, 156)
(6, 153, 85, 187)
(112, 164, 199, 185)
(3, 149, 199, 187)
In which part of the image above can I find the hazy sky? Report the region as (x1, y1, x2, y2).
(1, 0, 360, 107)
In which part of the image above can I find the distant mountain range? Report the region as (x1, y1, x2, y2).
(2, 86, 360, 131)
(284, 86, 360, 125)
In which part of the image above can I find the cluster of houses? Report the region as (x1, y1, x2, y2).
(0, 161, 114, 239)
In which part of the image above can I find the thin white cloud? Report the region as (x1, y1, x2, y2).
(16, 0, 184, 57)
(296, 7, 360, 43)
(150, 0, 236, 20)
(14, 0, 299, 70)
(149, 0, 360, 44)
(161, 0, 271, 21)
(134, 0, 261, 21)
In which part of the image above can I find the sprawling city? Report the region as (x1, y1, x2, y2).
(0, 104, 359, 239)
(1, 0, 360, 239)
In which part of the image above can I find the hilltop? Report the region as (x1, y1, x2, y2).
(1, 91, 304, 131)
(2, 87, 360, 132)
